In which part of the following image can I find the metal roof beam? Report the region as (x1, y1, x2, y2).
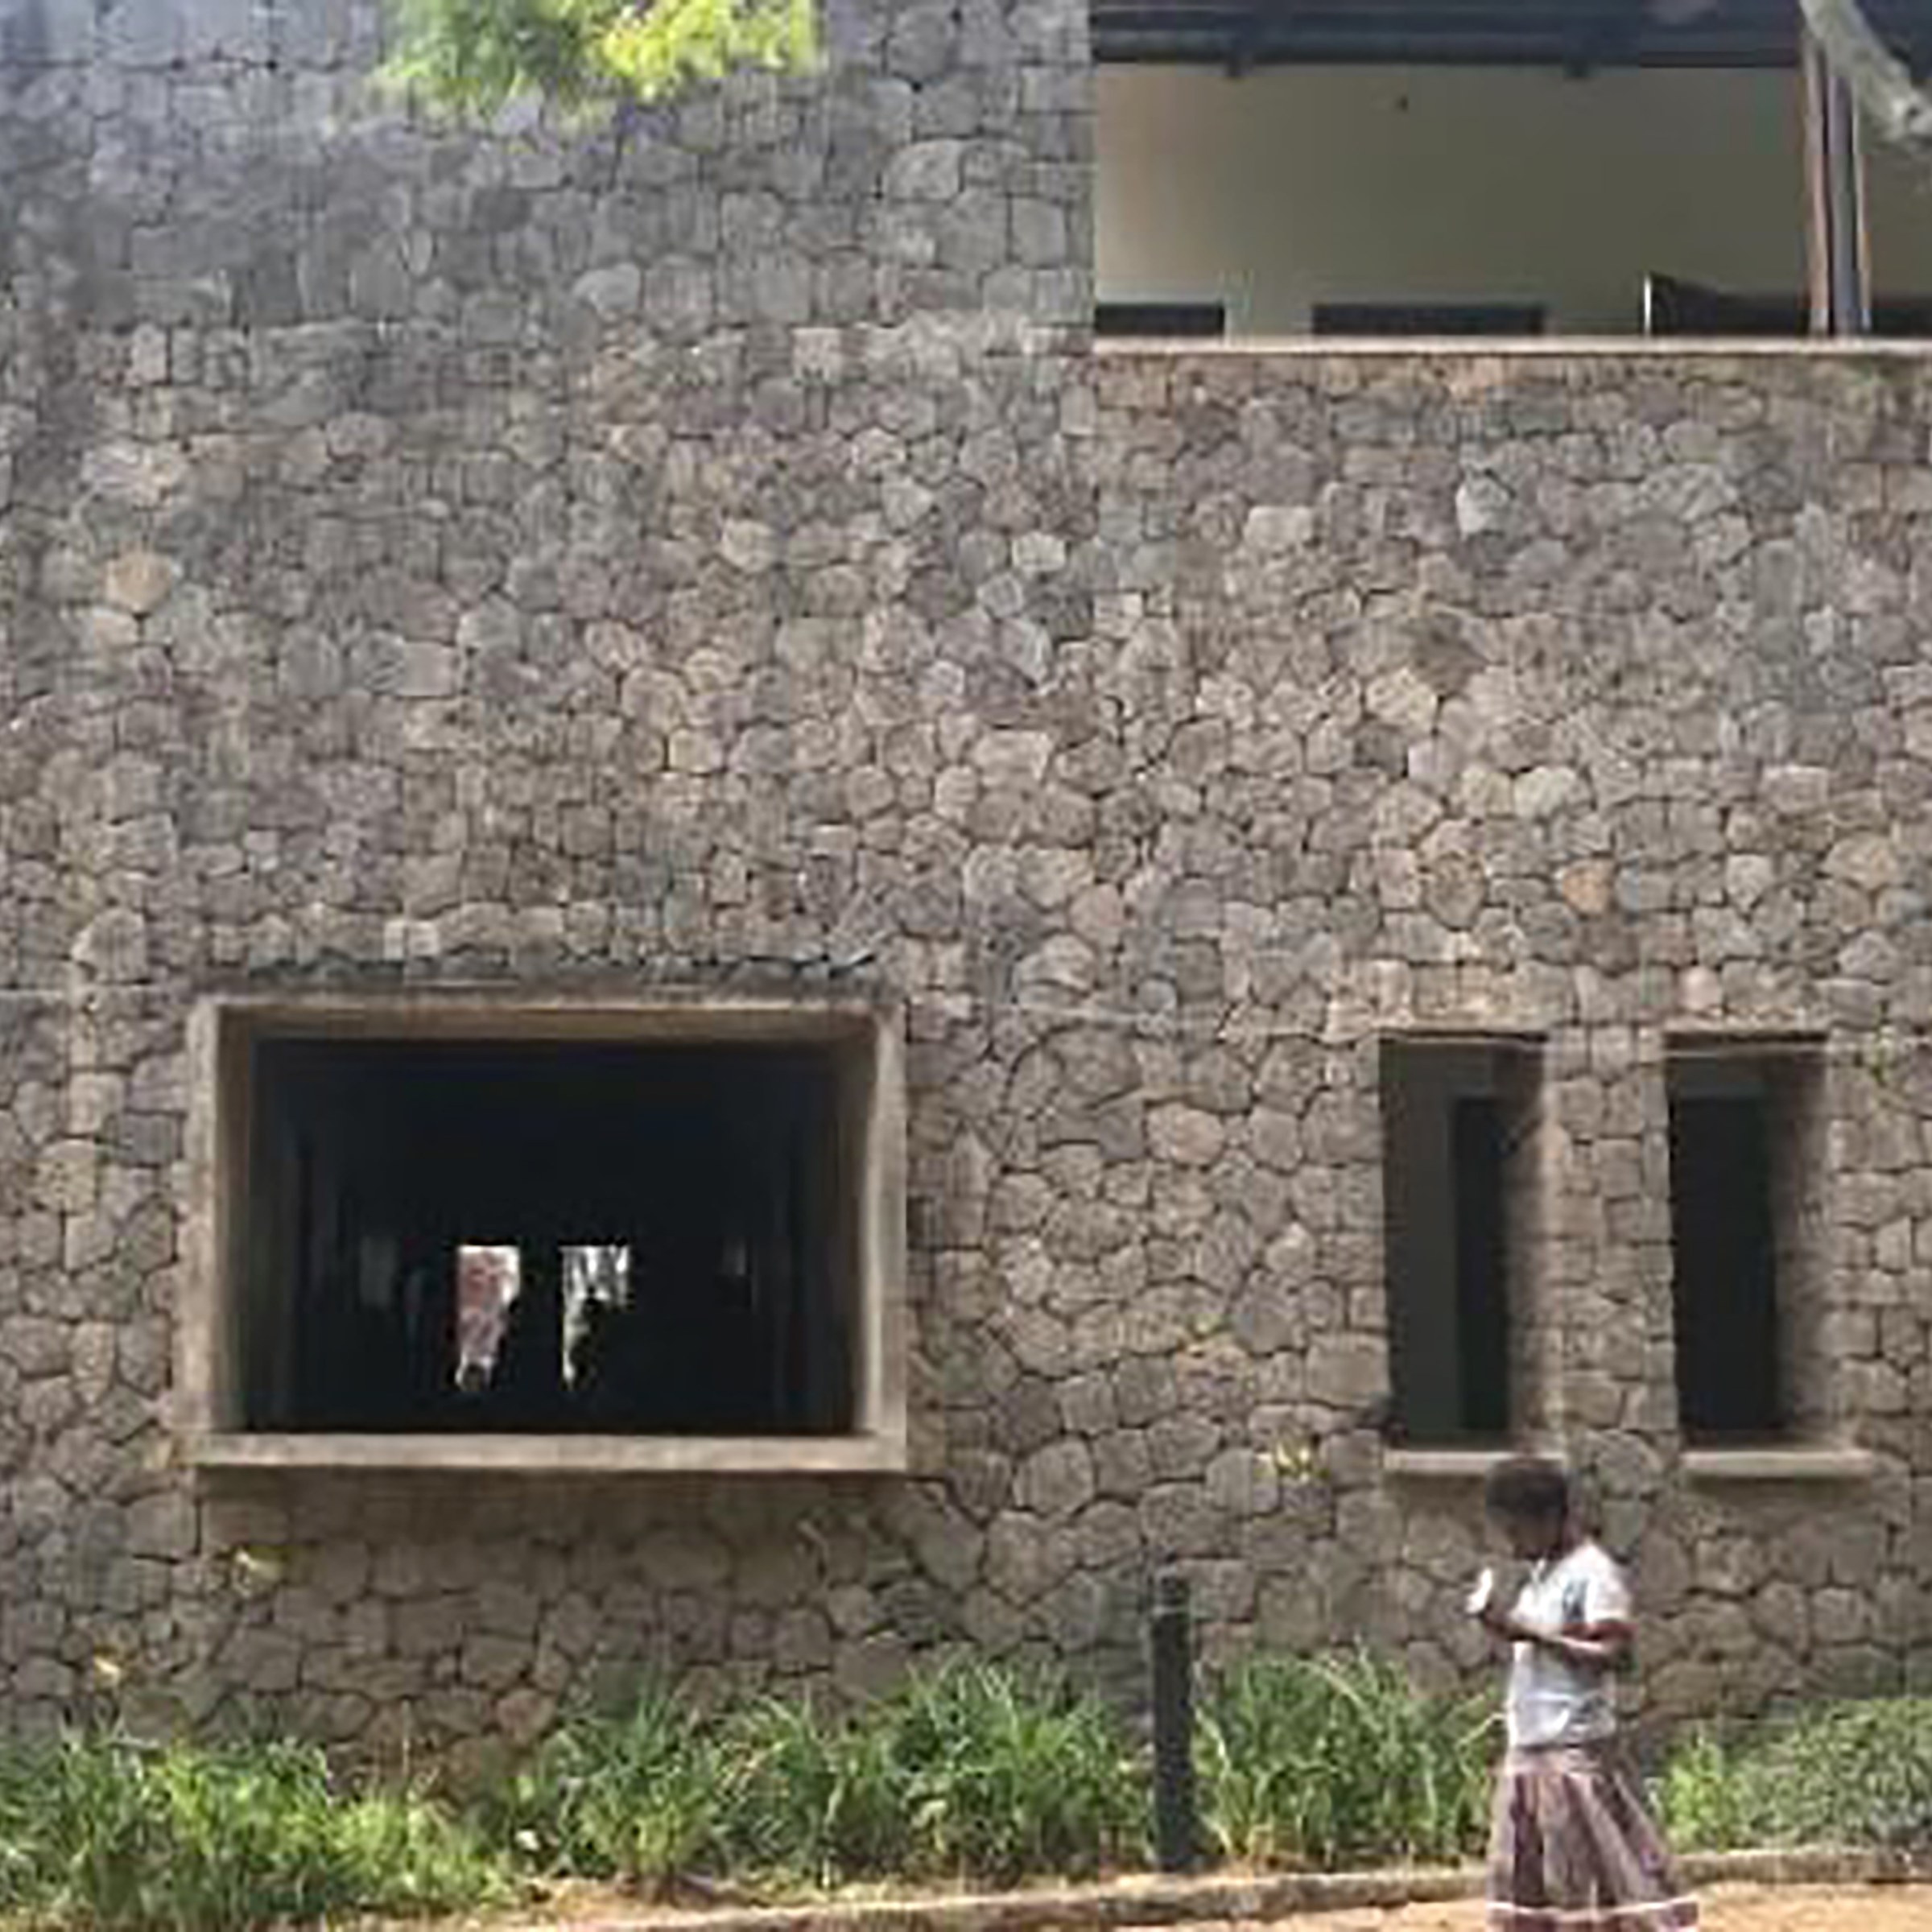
(1566, 0, 1647, 76)
(1092, 0, 1819, 69)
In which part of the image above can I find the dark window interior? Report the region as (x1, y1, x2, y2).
(1314, 302, 1545, 337)
(1449, 1096, 1510, 1438)
(1381, 1040, 1533, 1444)
(1646, 273, 1932, 337)
(1669, 1090, 1783, 1440)
(1095, 299, 1227, 336)
(240, 1037, 862, 1435)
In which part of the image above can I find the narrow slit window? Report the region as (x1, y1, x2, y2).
(1381, 1038, 1539, 1445)
(1666, 1038, 1827, 1443)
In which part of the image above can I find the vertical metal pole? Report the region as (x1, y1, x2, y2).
(1151, 1570, 1196, 1874)
(1804, 27, 1871, 336)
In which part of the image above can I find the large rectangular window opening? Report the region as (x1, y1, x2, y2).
(187, 998, 906, 1472)
(1094, 1, 1932, 341)
(1666, 1036, 1827, 1444)
(1381, 1036, 1541, 1446)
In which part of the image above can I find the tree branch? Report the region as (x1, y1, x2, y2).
(1798, 0, 1932, 156)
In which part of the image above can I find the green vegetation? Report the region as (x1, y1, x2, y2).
(1198, 1651, 1496, 1870)
(1657, 1696, 1932, 1854)
(489, 1660, 1144, 1890)
(873, 1658, 1144, 1884)
(481, 1679, 719, 1889)
(0, 1732, 506, 1932)
(10, 1669, 1932, 1927)
(380, 0, 817, 117)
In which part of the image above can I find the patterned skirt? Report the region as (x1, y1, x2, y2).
(1486, 1741, 1699, 1932)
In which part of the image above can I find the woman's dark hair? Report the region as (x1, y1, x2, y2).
(1484, 1455, 1571, 1525)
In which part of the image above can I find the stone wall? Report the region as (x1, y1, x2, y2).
(2, 0, 1930, 1765)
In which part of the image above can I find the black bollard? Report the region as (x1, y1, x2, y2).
(1150, 1568, 1196, 1873)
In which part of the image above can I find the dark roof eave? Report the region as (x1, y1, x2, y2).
(1092, 0, 1932, 73)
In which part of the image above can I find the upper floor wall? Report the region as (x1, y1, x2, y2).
(16, 0, 1932, 352)
(0, 0, 1092, 341)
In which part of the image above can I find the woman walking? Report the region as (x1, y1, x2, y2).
(1476, 1457, 1698, 1932)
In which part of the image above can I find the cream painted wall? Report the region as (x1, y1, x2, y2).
(1098, 65, 1932, 336)
(1868, 133, 1932, 300)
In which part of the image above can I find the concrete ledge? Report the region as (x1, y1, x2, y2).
(1682, 1447, 1876, 1484)
(189, 1432, 910, 1477)
(1092, 336, 1932, 361)
(544, 1848, 1920, 1932)
(554, 1868, 1487, 1932)
(1377, 1444, 1882, 1484)
(1382, 1447, 1517, 1480)
(1678, 1847, 1922, 1886)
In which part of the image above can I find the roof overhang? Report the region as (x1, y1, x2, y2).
(1093, 0, 1932, 76)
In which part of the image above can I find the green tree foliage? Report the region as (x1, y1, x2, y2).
(381, 0, 818, 116)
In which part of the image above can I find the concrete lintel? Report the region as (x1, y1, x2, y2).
(200, 987, 894, 1046)
(189, 1431, 910, 1477)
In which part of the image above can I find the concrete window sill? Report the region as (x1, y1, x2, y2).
(188, 1432, 910, 1477)
(1681, 1446, 1876, 1484)
(1381, 1447, 1524, 1480)
(1381, 1446, 1877, 1484)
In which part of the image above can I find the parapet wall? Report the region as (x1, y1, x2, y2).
(1, 0, 1929, 1763)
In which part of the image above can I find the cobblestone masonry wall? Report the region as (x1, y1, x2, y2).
(2, 0, 1931, 1767)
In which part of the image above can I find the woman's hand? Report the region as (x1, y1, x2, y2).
(1478, 1602, 1527, 1643)
(1563, 1620, 1635, 1673)
(1479, 1604, 1629, 1670)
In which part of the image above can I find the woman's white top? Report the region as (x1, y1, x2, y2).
(1505, 1539, 1632, 1750)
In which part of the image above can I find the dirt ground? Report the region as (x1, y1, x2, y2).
(1236, 1882, 1932, 1930)
(517, 1877, 1932, 1932)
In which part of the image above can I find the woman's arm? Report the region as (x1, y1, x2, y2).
(1480, 1606, 1634, 1673)
(1571, 1617, 1637, 1674)
(1550, 1616, 1634, 1672)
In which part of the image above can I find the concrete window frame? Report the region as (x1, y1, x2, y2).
(180, 993, 908, 1477)
(1377, 1029, 1547, 1455)
(1665, 1030, 1835, 1457)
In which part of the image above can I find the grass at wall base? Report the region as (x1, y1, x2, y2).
(2, 1657, 1930, 1930)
